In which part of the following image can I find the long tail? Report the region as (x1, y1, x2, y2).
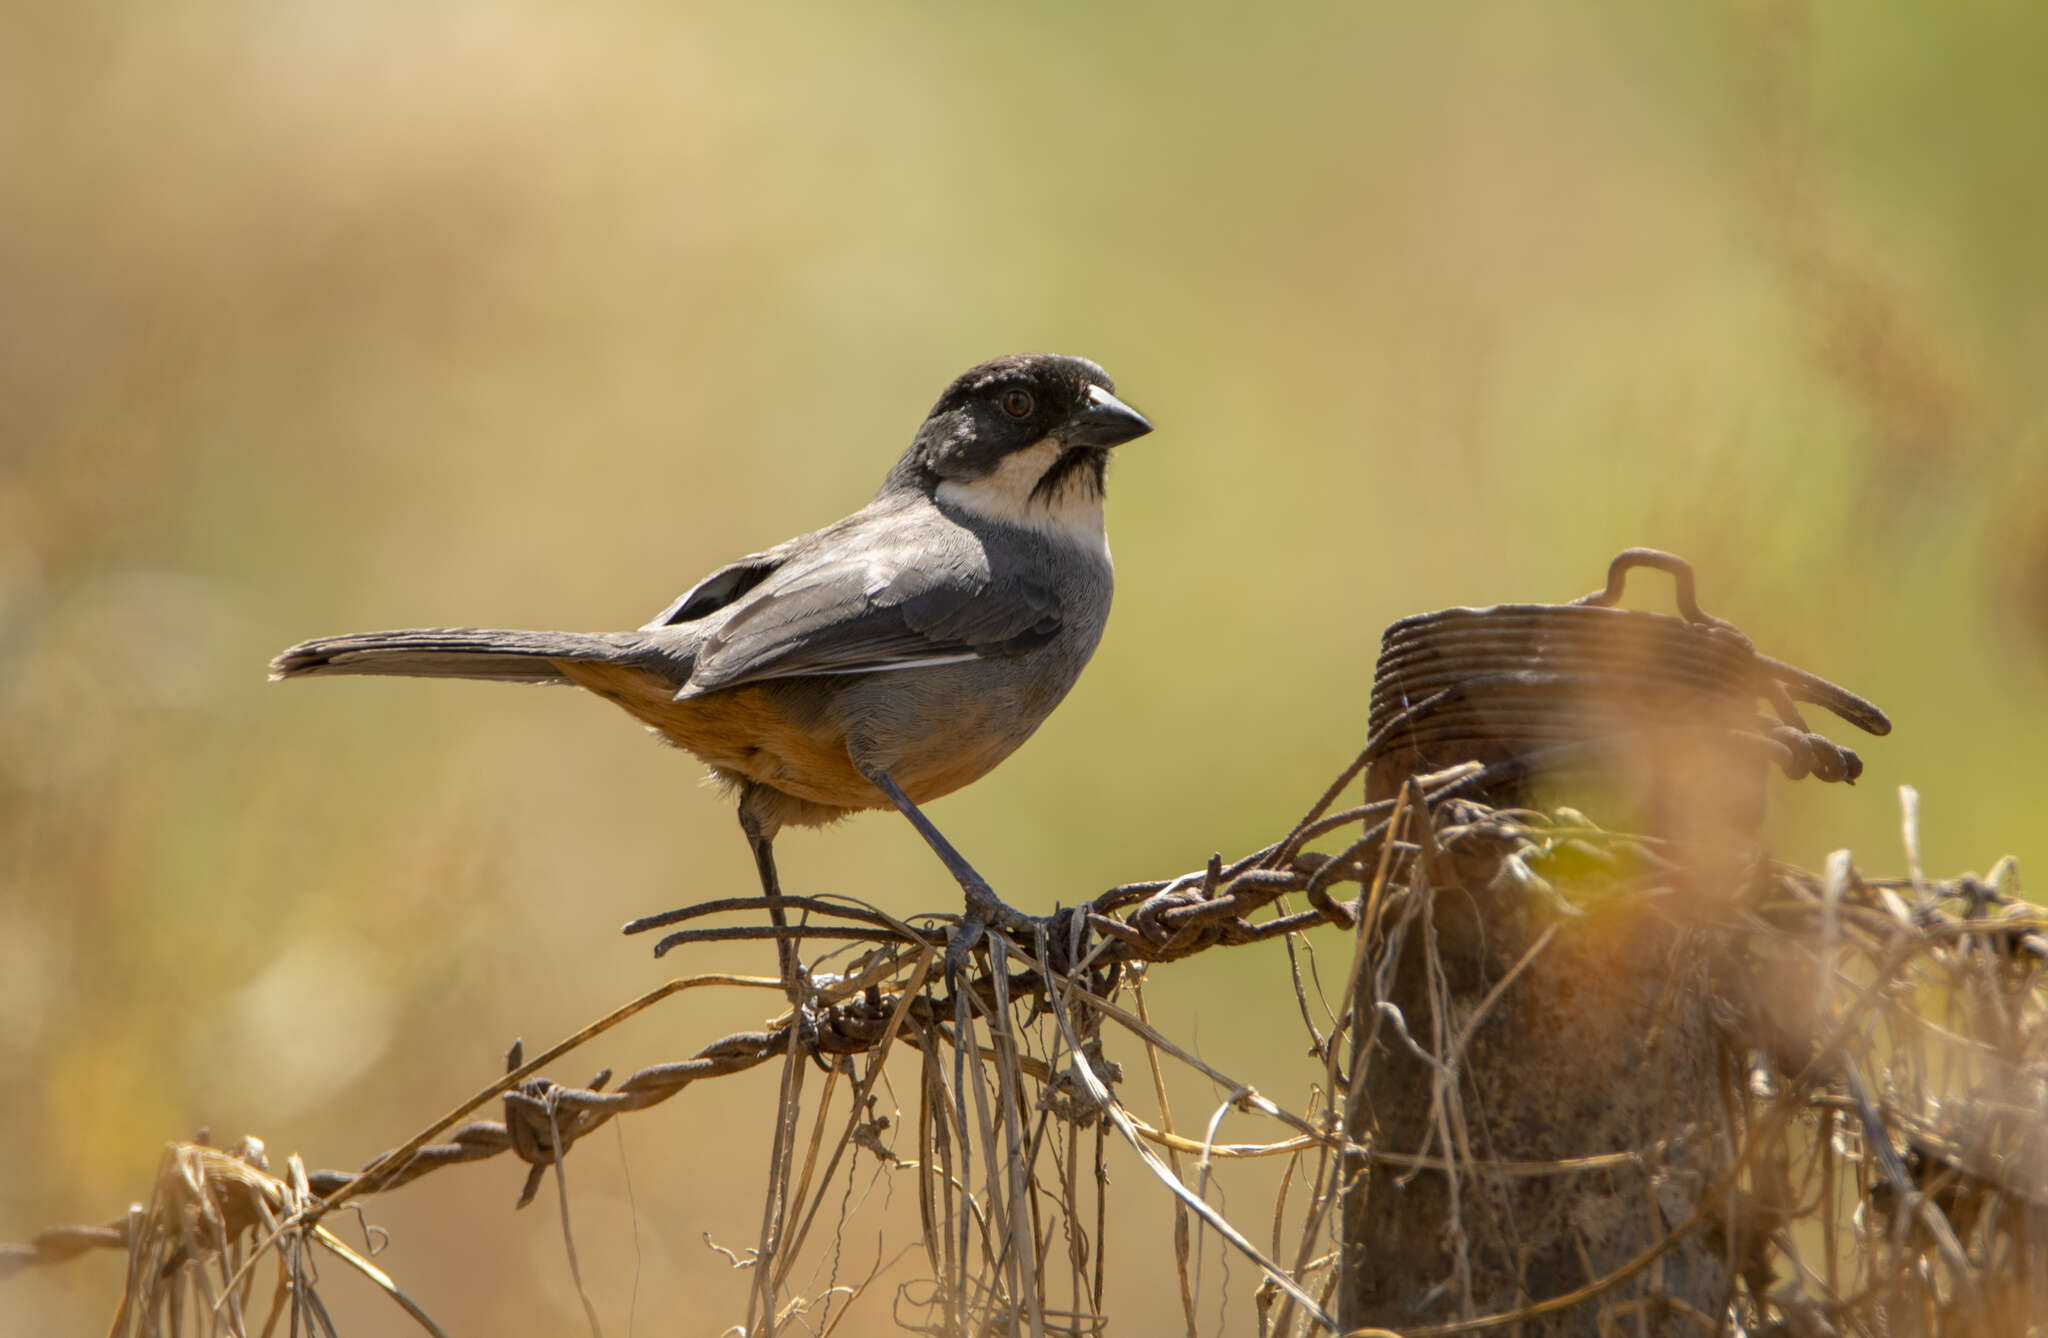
(270, 628, 649, 685)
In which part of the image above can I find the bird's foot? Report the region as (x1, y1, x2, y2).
(941, 882, 1096, 988)
(941, 879, 1040, 982)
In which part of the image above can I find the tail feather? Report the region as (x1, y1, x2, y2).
(270, 628, 644, 685)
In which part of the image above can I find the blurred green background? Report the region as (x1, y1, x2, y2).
(6, 1, 2046, 1332)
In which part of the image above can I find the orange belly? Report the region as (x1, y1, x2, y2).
(554, 658, 1035, 816)
(555, 659, 884, 809)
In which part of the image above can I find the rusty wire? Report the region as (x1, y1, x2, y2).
(8, 578, 2047, 1338)
(9, 758, 2047, 1337)
(0, 729, 1460, 1312)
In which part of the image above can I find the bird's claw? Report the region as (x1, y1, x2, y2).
(943, 883, 1093, 990)
(941, 879, 1035, 984)
(943, 912, 987, 986)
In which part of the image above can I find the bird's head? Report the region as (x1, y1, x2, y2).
(887, 354, 1153, 532)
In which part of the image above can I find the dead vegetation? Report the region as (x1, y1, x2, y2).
(5, 753, 2045, 1335)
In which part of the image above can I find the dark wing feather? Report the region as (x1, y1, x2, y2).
(682, 525, 1060, 695)
(641, 553, 785, 629)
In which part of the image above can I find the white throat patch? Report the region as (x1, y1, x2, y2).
(933, 437, 1110, 564)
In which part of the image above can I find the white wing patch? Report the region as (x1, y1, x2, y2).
(800, 652, 984, 677)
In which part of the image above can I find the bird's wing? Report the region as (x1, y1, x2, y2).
(681, 515, 1061, 695)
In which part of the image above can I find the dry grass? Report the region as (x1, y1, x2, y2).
(8, 756, 2044, 1336)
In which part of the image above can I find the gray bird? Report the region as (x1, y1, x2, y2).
(272, 353, 1153, 974)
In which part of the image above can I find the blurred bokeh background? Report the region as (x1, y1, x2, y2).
(5, 1, 2046, 1332)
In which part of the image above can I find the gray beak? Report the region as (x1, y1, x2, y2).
(1063, 383, 1153, 448)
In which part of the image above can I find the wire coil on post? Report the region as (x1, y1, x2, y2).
(1366, 548, 1890, 855)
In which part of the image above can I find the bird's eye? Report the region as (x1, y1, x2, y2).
(1001, 389, 1034, 419)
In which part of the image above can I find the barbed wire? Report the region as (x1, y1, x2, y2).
(10, 695, 2045, 1335)
(10, 777, 2042, 1283)
(0, 738, 1404, 1276)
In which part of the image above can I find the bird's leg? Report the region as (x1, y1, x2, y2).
(738, 787, 803, 1003)
(863, 769, 1034, 976)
